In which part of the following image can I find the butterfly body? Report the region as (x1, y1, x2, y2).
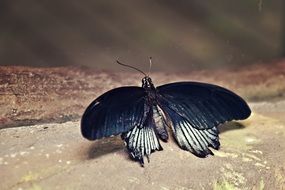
(81, 76, 251, 166)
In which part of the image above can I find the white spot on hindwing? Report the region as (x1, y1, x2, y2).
(94, 101, 100, 106)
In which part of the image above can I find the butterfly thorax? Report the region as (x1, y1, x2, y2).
(142, 76, 157, 102)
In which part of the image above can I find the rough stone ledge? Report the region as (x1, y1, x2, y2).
(1, 59, 285, 129)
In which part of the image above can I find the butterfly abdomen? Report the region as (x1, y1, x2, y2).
(152, 105, 169, 142)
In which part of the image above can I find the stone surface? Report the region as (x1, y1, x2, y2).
(1, 60, 285, 189)
(0, 101, 285, 189)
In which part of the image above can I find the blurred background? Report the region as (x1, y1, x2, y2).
(0, 0, 284, 71)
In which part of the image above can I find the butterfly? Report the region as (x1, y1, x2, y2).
(81, 58, 251, 166)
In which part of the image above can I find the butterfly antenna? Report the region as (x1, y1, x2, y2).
(148, 57, 152, 76)
(116, 60, 147, 76)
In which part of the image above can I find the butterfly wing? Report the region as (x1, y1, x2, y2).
(157, 82, 251, 157)
(157, 82, 251, 130)
(81, 86, 146, 140)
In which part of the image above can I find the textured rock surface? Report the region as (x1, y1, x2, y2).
(1, 106, 285, 190)
(1, 60, 285, 189)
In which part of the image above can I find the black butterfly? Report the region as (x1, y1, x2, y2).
(81, 59, 251, 166)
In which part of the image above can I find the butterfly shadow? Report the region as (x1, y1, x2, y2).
(87, 136, 125, 160)
(218, 121, 246, 133)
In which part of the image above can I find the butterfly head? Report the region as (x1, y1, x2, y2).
(142, 76, 155, 89)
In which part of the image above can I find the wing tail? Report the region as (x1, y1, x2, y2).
(121, 116, 162, 166)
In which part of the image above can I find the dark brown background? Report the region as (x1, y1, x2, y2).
(0, 0, 284, 71)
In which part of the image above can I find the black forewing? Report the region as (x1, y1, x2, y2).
(157, 82, 251, 130)
(81, 86, 146, 140)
